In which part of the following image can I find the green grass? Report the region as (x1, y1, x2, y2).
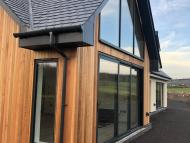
(168, 87, 190, 94)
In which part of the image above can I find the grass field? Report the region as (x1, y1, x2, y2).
(168, 87, 190, 104)
(168, 87, 190, 94)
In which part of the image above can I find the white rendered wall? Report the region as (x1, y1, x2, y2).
(150, 78, 168, 112)
(150, 79, 156, 112)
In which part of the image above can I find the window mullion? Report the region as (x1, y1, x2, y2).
(119, 0, 122, 48)
(129, 68, 132, 130)
(133, 1, 135, 55)
(115, 63, 120, 137)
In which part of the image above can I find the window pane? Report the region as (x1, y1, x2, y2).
(161, 84, 163, 107)
(118, 65, 130, 135)
(156, 83, 163, 109)
(121, 0, 134, 53)
(98, 58, 118, 143)
(34, 62, 57, 143)
(100, 0, 120, 47)
(156, 83, 160, 109)
(130, 69, 139, 129)
(134, 5, 144, 58)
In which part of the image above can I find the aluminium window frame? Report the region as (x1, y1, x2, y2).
(99, 0, 145, 61)
(97, 53, 144, 143)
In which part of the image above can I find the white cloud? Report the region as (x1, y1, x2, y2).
(173, 23, 188, 29)
(160, 31, 176, 50)
(101, 0, 118, 16)
(176, 46, 190, 52)
(151, 0, 190, 16)
(161, 51, 190, 79)
(150, 0, 190, 79)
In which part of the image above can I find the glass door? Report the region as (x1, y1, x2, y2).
(31, 59, 65, 143)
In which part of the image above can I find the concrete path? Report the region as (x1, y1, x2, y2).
(130, 99, 190, 143)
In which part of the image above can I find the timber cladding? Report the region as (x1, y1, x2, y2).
(0, 5, 150, 143)
(0, 5, 80, 143)
(0, 5, 75, 143)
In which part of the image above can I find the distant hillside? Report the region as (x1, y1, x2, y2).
(169, 79, 190, 87)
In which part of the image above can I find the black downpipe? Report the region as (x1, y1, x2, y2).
(49, 32, 67, 143)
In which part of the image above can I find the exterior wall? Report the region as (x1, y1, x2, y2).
(0, 6, 79, 143)
(150, 80, 156, 112)
(75, 17, 151, 143)
(150, 78, 168, 113)
(0, 6, 151, 143)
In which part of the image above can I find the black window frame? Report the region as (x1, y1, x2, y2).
(30, 59, 59, 143)
(99, 0, 145, 61)
(97, 53, 144, 143)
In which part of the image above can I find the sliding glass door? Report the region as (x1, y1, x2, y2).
(118, 65, 130, 135)
(31, 59, 65, 143)
(34, 62, 57, 143)
(130, 69, 139, 129)
(98, 56, 143, 143)
(98, 58, 118, 143)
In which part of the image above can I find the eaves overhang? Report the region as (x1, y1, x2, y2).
(150, 74, 171, 82)
(13, 23, 95, 50)
(12, 0, 109, 51)
(150, 72, 172, 82)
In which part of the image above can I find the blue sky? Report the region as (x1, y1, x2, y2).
(150, 0, 190, 79)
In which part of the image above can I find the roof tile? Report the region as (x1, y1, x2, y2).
(3, 0, 104, 30)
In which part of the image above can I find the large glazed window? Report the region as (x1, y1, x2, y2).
(33, 62, 57, 143)
(98, 58, 118, 143)
(98, 56, 142, 143)
(134, 4, 144, 58)
(100, 0, 120, 47)
(100, 0, 144, 59)
(120, 0, 134, 53)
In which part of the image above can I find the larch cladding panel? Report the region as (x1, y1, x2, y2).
(0, 6, 78, 143)
(76, 17, 151, 143)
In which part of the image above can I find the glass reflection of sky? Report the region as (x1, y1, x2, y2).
(100, 0, 119, 47)
(134, 37, 141, 57)
(100, 58, 118, 74)
(121, 0, 133, 53)
(100, 0, 144, 59)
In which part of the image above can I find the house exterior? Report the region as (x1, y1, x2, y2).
(0, 0, 169, 143)
(150, 71, 171, 114)
(149, 32, 172, 114)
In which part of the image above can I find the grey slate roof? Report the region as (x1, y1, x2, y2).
(2, 0, 104, 30)
(3, 0, 30, 25)
(151, 71, 172, 80)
